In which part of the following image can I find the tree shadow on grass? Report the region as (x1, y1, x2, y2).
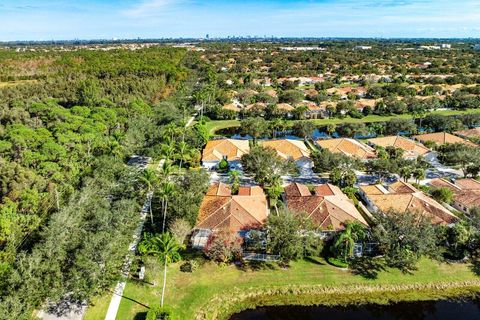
(305, 256, 326, 266)
(235, 260, 278, 272)
(120, 295, 151, 309)
(349, 256, 387, 280)
(133, 312, 148, 320)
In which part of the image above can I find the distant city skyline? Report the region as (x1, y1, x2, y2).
(1, 0, 480, 41)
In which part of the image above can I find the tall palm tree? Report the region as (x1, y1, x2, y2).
(159, 160, 172, 180)
(176, 141, 191, 171)
(159, 181, 175, 233)
(334, 221, 366, 263)
(160, 141, 176, 162)
(228, 170, 241, 194)
(412, 168, 426, 184)
(140, 169, 158, 225)
(139, 233, 181, 308)
(399, 166, 412, 182)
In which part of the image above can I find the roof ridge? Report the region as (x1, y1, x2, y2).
(231, 197, 265, 224)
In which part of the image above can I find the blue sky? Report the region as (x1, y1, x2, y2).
(1, 0, 480, 41)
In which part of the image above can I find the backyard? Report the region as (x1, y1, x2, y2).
(204, 108, 480, 135)
(84, 256, 480, 320)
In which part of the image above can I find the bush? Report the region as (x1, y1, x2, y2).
(204, 231, 243, 263)
(180, 260, 199, 273)
(218, 158, 229, 171)
(146, 305, 173, 320)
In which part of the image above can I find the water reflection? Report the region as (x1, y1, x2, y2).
(230, 299, 480, 320)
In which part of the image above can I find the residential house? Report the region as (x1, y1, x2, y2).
(284, 183, 368, 233)
(454, 128, 480, 140)
(191, 183, 269, 248)
(359, 181, 458, 225)
(367, 135, 431, 160)
(429, 178, 480, 214)
(316, 138, 377, 160)
(299, 101, 326, 119)
(261, 139, 313, 170)
(412, 132, 477, 147)
(202, 139, 250, 170)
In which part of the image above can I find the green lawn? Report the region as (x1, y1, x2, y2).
(204, 109, 480, 135)
(84, 256, 480, 320)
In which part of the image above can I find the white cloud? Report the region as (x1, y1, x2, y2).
(122, 0, 183, 17)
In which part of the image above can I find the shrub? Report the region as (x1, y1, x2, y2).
(180, 260, 199, 273)
(218, 158, 229, 171)
(431, 187, 454, 204)
(146, 305, 173, 320)
(204, 231, 243, 263)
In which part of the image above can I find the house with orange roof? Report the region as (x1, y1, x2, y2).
(222, 103, 242, 113)
(429, 178, 480, 214)
(359, 181, 458, 225)
(261, 139, 313, 170)
(454, 128, 480, 139)
(191, 183, 269, 248)
(316, 138, 377, 160)
(202, 139, 250, 170)
(284, 183, 368, 232)
(367, 135, 431, 160)
(412, 132, 477, 147)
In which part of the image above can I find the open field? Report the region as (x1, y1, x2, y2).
(204, 108, 480, 135)
(84, 257, 480, 320)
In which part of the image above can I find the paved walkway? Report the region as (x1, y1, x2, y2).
(104, 157, 167, 319)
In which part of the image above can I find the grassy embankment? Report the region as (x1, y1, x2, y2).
(204, 108, 480, 135)
(84, 257, 480, 320)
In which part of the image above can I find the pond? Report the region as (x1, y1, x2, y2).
(229, 299, 480, 320)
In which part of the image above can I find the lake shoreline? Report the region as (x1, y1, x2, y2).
(195, 281, 480, 320)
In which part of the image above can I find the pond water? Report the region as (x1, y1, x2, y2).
(229, 299, 480, 320)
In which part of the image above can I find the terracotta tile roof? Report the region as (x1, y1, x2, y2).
(430, 178, 480, 210)
(316, 138, 376, 160)
(362, 181, 458, 225)
(222, 103, 241, 112)
(202, 139, 250, 162)
(285, 183, 368, 231)
(206, 182, 232, 196)
(276, 103, 295, 111)
(360, 185, 388, 195)
(368, 136, 430, 159)
(284, 182, 312, 197)
(455, 179, 480, 191)
(238, 186, 266, 196)
(196, 184, 269, 233)
(412, 132, 477, 147)
(261, 139, 311, 161)
(355, 99, 377, 109)
(388, 181, 419, 194)
(454, 128, 480, 138)
(314, 184, 343, 196)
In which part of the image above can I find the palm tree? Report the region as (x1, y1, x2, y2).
(161, 123, 178, 142)
(139, 169, 158, 225)
(326, 123, 336, 137)
(228, 170, 241, 194)
(160, 140, 176, 161)
(334, 221, 366, 263)
(159, 160, 173, 180)
(139, 233, 181, 308)
(159, 181, 175, 233)
(176, 141, 191, 171)
(412, 168, 426, 184)
(399, 166, 412, 182)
